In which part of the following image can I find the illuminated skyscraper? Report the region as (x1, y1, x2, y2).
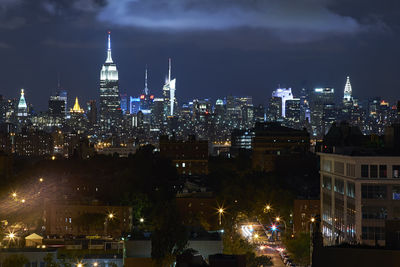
(17, 89, 28, 117)
(272, 88, 293, 117)
(139, 67, 154, 114)
(162, 58, 177, 117)
(99, 32, 121, 132)
(343, 76, 352, 101)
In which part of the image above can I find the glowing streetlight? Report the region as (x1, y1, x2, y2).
(51, 155, 56, 160)
(254, 233, 259, 239)
(108, 213, 114, 219)
(39, 177, 44, 183)
(93, 262, 98, 267)
(139, 218, 144, 223)
(311, 217, 315, 223)
(21, 199, 25, 203)
(217, 207, 225, 225)
(264, 204, 272, 214)
(275, 216, 280, 222)
(8, 233, 15, 240)
(76, 263, 83, 267)
(11, 192, 17, 198)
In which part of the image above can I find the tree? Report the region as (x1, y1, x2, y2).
(2, 254, 29, 267)
(151, 202, 188, 266)
(223, 225, 254, 255)
(43, 253, 60, 267)
(284, 232, 310, 266)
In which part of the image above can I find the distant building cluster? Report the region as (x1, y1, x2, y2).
(0, 33, 399, 159)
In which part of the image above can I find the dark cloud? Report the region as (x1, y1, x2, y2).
(92, 0, 377, 40)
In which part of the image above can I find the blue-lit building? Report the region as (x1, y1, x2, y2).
(130, 97, 140, 114)
(120, 93, 128, 115)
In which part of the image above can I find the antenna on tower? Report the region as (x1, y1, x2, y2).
(108, 31, 111, 51)
(145, 65, 148, 89)
(57, 72, 61, 91)
(168, 58, 172, 82)
(106, 31, 113, 63)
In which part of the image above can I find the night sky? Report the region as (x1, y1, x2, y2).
(0, 0, 399, 110)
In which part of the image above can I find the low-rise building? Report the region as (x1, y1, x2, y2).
(43, 201, 132, 238)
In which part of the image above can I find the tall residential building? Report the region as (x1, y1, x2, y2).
(162, 58, 177, 118)
(285, 98, 301, 128)
(120, 93, 128, 115)
(17, 89, 28, 118)
(59, 89, 67, 117)
(300, 88, 310, 122)
(86, 100, 97, 126)
(99, 32, 121, 132)
(267, 96, 282, 122)
(310, 87, 335, 138)
(272, 88, 293, 117)
(48, 93, 66, 119)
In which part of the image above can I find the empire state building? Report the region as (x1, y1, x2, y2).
(99, 32, 121, 132)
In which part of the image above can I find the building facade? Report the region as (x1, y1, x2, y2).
(319, 152, 400, 246)
(159, 135, 208, 175)
(44, 201, 132, 237)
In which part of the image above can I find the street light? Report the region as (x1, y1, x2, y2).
(218, 207, 224, 226)
(139, 218, 144, 223)
(108, 213, 114, 219)
(21, 199, 25, 204)
(310, 217, 316, 267)
(76, 263, 83, 267)
(275, 216, 287, 231)
(8, 232, 15, 240)
(11, 192, 17, 198)
(93, 262, 98, 267)
(264, 204, 271, 213)
(39, 177, 44, 183)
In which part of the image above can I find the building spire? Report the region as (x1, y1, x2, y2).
(71, 97, 84, 113)
(168, 58, 171, 83)
(144, 65, 149, 95)
(106, 31, 113, 63)
(344, 75, 352, 101)
(18, 89, 28, 117)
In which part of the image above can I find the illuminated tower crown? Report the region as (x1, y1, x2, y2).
(343, 76, 352, 101)
(70, 97, 84, 113)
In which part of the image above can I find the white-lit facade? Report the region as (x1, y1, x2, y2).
(99, 32, 121, 132)
(17, 89, 28, 117)
(319, 152, 400, 246)
(162, 58, 177, 117)
(272, 88, 293, 117)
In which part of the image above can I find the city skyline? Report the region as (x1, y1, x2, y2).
(0, 1, 400, 110)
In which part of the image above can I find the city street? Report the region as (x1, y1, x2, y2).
(262, 246, 285, 267)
